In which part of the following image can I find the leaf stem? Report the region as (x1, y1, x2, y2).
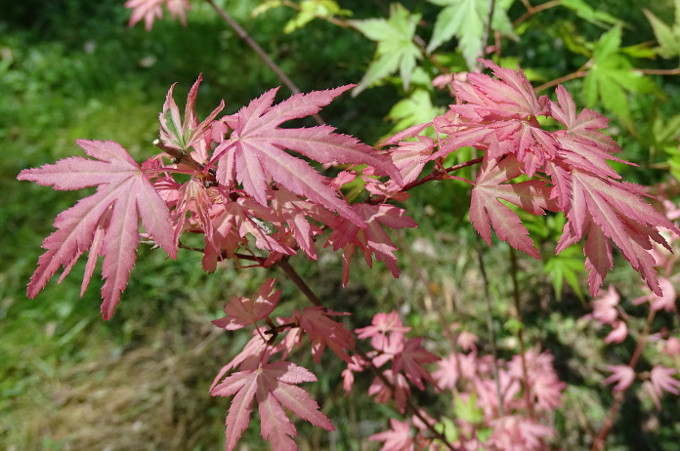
(276, 257, 322, 306)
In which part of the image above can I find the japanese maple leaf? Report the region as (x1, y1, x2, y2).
(212, 278, 281, 331)
(470, 156, 556, 259)
(293, 307, 355, 363)
(356, 310, 411, 350)
(557, 171, 678, 296)
(160, 74, 224, 153)
(368, 418, 414, 451)
(603, 365, 635, 392)
(210, 85, 400, 226)
(327, 203, 417, 285)
(17, 140, 177, 319)
(210, 360, 334, 451)
(392, 337, 440, 390)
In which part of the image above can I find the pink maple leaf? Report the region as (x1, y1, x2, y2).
(392, 337, 440, 390)
(647, 365, 680, 409)
(212, 278, 281, 331)
(603, 365, 635, 392)
(209, 85, 400, 226)
(604, 321, 628, 344)
(557, 171, 678, 296)
(589, 285, 620, 326)
(294, 306, 355, 363)
(633, 277, 677, 312)
(470, 156, 556, 259)
(368, 369, 411, 413)
(125, 0, 190, 30)
(327, 203, 417, 285)
(488, 416, 555, 451)
(159, 74, 224, 153)
(368, 418, 414, 451)
(17, 140, 177, 320)
(211, 360, 334, 451)
(356, 310, 411, 350)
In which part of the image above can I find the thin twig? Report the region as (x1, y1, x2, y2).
(203, 0, 325, 125)
(591, 308, 657, 451)
(509, 247, 534, 420)
(476, 0, 496, 72)
(276, 257, 322, 306)
(276, 257, 457, 449)
(512, 0, 560, 27)
(476, 241, 505, 417)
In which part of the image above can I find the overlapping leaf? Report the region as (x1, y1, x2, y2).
(210, 85, 400, 226)
(211, 360, 334, 451)
(17, 140, 177, 319)
(470, 156, 556, 259)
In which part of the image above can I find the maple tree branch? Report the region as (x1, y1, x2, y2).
(275, 254, 456, 448)
(276, 257, 323, 306)
(509, 247, 535, 420)
(638, 67, 680, 76)
(203, 0, 325, 126)
(476, 241, 505, 417)
(512, 0, 560, 28)
(534, 70, 590, 93)
(402, 157, 483, 192)
(591, 307, 657, 451)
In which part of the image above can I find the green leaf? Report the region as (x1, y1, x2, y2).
(350, 3, 422, 95)
(282, 0, 352, 33)
(426, 0, 515, 70)
(643, 5, 680, 59)
(387, 88, 444, 134)
(544, 245, 585, 301)
(434, 417, 459, 443)
(561, 0, 619, 28)
(252, 0, 284, 17)
(583, 25, 660, 132)
(454, 391, 484, 423)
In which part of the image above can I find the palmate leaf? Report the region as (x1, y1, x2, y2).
(349, 3, 422, 95)
(211, 360, 334, 451)
(583, 25, 660, 132)
(211, 85, 400, 227)
(427, 0, 515, 70)
(643, 0, 680, 59)
(557, 171, 679, 296)
(470, 156, 556, 259)
(17, 140, 177, 319)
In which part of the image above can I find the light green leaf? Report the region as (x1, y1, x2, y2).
(350, 3, 422, 95)
(583, 25, 661, 132)
(387, 88, 444, 134)
(561, 0, 619, 28)
(434, 417, 459, 443)
(454, 392, 484, 423)
(282, 0, 352, 33)
(544, 245, 585, 301)
(643, 4, 680, 59)
(252, 0, 284, 17)
(426, 0, 515, 70)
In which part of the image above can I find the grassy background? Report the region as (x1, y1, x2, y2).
(1, 0, 679, 450)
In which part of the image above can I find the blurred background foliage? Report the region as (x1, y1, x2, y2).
(1, 0, 679, 449)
